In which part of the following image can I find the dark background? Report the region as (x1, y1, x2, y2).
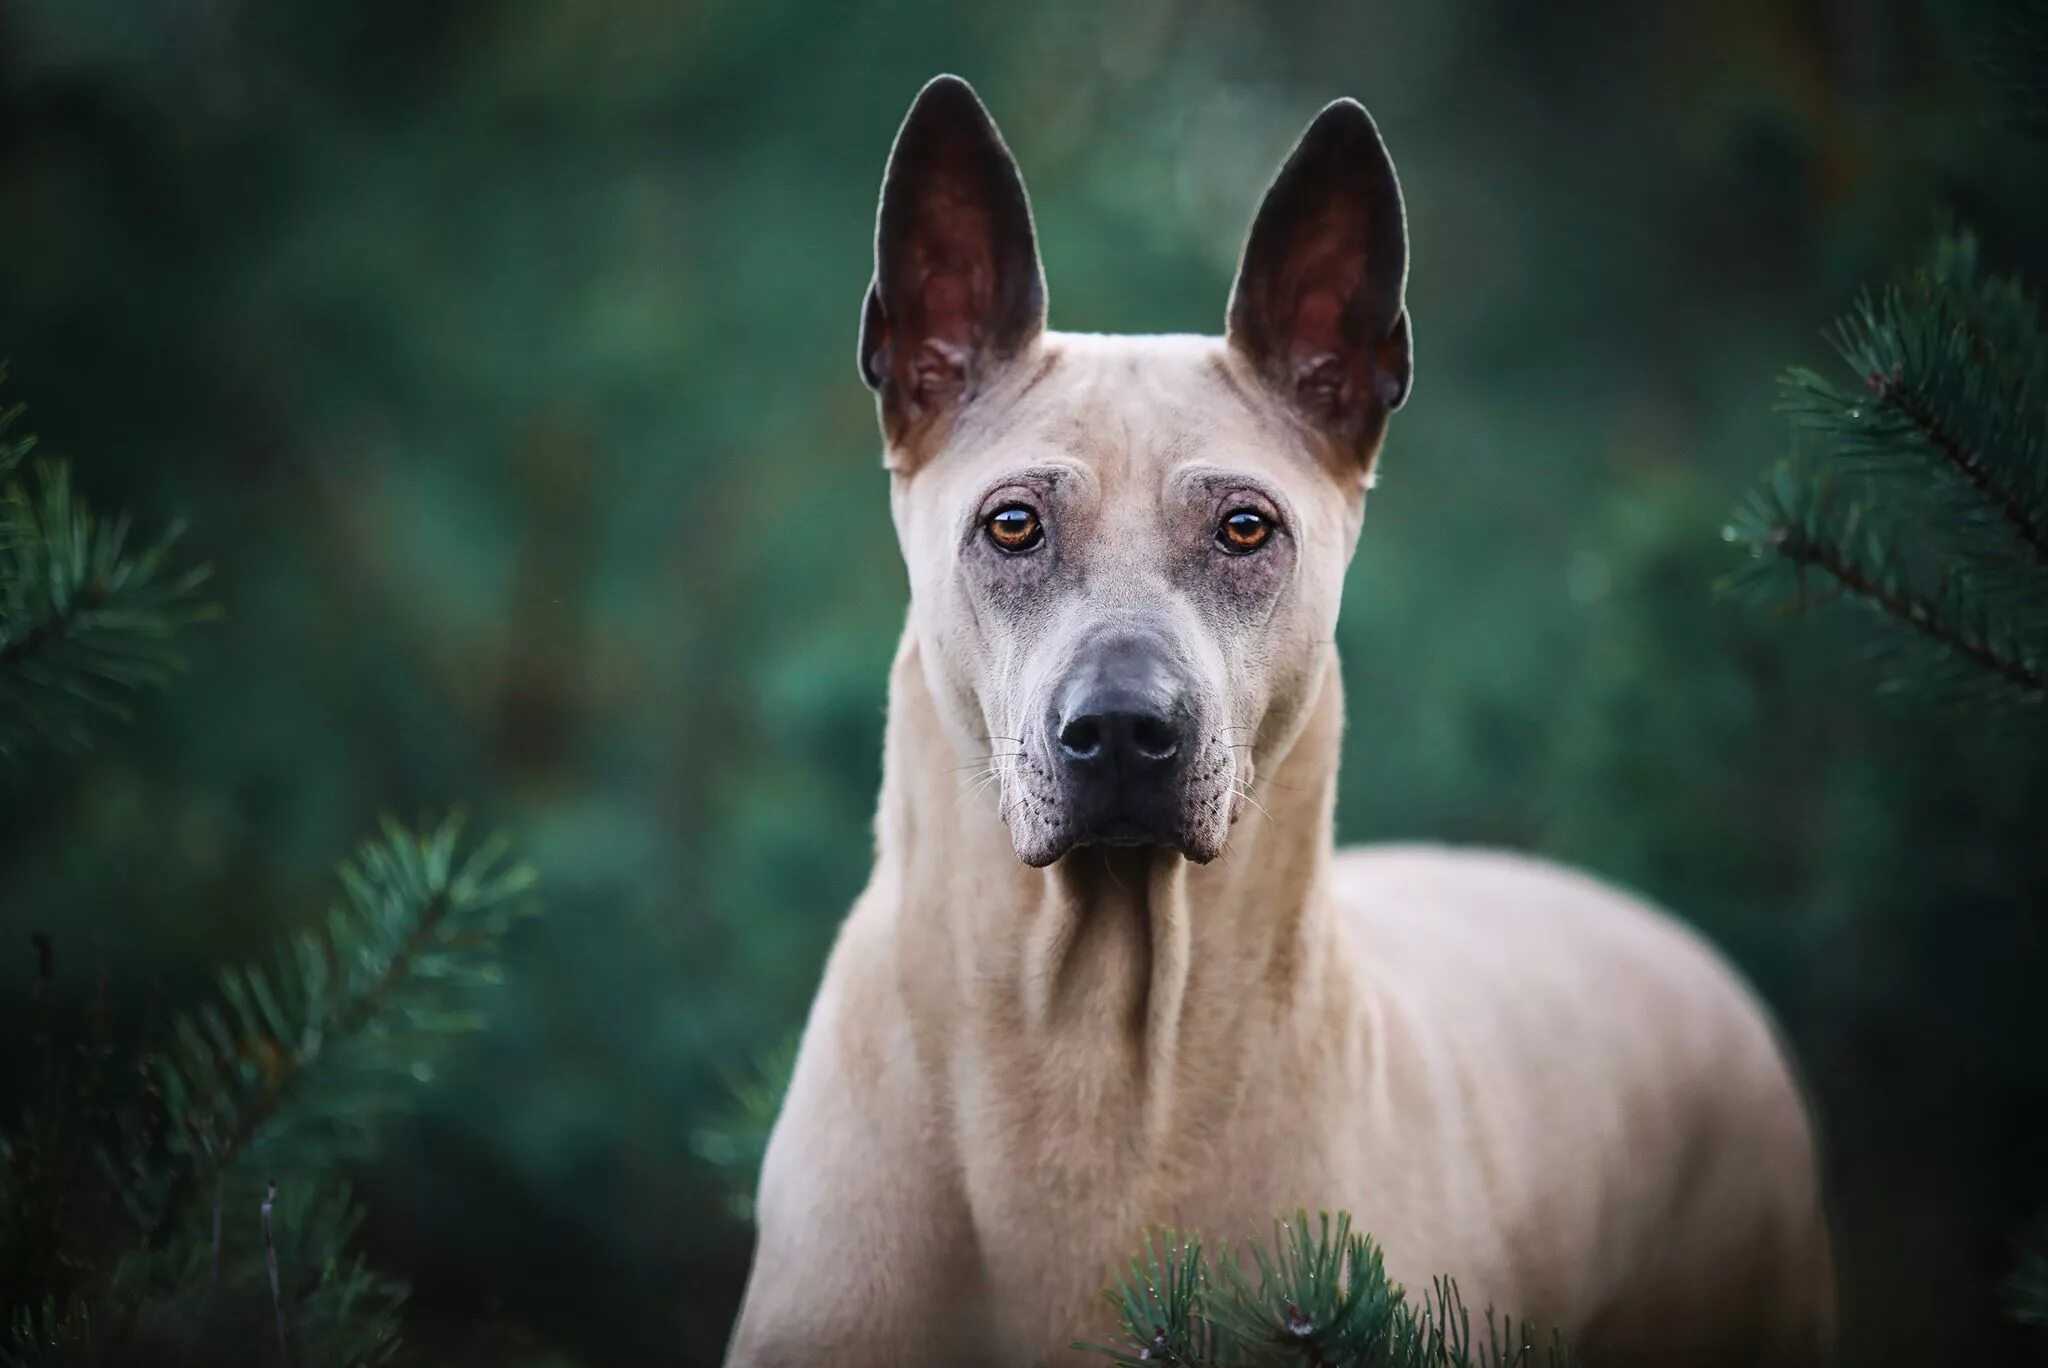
(2, 1, 2045, 1362)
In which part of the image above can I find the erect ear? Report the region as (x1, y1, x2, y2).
(1227, 99, 1412, 471)
(859, 75, 1047, 457)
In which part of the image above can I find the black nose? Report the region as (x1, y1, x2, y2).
(1049, 635, 1195, 844)
(1057, 709, 1182, 767)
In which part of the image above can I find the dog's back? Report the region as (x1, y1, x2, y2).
(1328, 844, 1833, 1365)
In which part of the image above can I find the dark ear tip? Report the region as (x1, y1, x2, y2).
(905, 74, 991, 124)
(1302, 97, 1386, 150)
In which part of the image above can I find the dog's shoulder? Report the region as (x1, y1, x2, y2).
(1323, 842, 1796, 1099)
(1329, 842, 1726, 974)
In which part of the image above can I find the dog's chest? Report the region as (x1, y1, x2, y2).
(942, 1014, 1388, 1360)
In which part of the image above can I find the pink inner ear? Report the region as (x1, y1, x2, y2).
(918, 264, 983, 340)
(1291, 290, 1348, 355)
(1268, 208, 1381, 424)
(911, 195, 995, 335)
(1279, 213, 1369, 355)
(894, 193, 998, 409)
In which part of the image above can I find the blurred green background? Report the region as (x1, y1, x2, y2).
(2, 1, 2046, 1363)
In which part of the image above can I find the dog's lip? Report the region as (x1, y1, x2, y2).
(1019, 828, 1213, 868)
(1054, 820, 1204, 861)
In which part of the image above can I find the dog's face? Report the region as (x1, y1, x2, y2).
(860, 78, 1412, 867)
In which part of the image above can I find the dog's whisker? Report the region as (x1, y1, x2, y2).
(1230, 779, 1275, 825)
(961, 767, 1013, 810)
(951, 754, 1022, 772)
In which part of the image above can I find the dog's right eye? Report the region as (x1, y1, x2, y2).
(985, 505, 1043, 553)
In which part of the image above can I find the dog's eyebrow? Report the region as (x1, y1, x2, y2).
(967, 463, 1081, 510)
(1166, 464, 1300, 533)
(1169, 463, 1286, 500)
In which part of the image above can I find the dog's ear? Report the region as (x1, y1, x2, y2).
(1227, 99, 1411, 471)
(860, 75, 1047, 459)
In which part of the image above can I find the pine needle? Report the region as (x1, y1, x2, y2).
(1724, 229, 2048, 710)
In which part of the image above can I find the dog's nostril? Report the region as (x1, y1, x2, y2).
(1130, 714, 1179, 762)
(1059, 716, 1103, 760)
(1059, 710, 1182, 768)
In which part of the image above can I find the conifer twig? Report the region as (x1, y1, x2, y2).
(0, 456, 214, 755)
(1079, 1210, 1577, 1366)
(149, 886, 455, 1240)
(142, 817, 531, 1254)
(1772, 525, 2048, 694)
(0, 581, 114, 672)
(1877, 372, 2048, 563)
(1728, 230, 2048, 708)
(4, 819, 526, 1364)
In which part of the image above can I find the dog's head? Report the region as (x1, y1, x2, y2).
(862, 76, 1411, 868)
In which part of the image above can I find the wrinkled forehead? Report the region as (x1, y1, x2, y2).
(912, 332, 1345, 514)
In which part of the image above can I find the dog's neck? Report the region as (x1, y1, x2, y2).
(872, 628, 1349, 1143)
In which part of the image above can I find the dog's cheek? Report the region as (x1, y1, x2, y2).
(1000, 756, 1067, 868)
(1177, 749, 1237, 864)
(1010, 803, 1068, 868)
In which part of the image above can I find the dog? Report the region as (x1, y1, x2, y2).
(724, 76, 1832, 1367)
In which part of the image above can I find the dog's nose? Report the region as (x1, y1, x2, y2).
(1057, 708, 1182, 768)
(1049, 636, 1195, 836)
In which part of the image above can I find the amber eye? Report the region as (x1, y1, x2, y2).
(986, 505, 1043, 552)
(1218, 509, 1273, 553)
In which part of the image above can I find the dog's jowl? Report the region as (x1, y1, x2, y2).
(725, 76, 1832, 1368)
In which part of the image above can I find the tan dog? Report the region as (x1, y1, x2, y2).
(725, 76, 1832, 1367)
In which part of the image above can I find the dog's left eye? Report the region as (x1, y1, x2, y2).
(1218, 509, 1273, 553)
(986, 505, 1044, 553)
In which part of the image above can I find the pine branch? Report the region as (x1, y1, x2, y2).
(0, 388, 30, 487)
(1078, 1211, 1577, 1368)
(1730, 230, 2048, 708)
(1768, 514, 2046, 695)
(0, 458, 215, 756)
(142, 813, 538, 1243)
(690, 1033, 799, 1222)
(1777, 252, 2048, 565)
(2, 815, 536, 1366)
(1078, 1231, 1222, 1366)
(1883, 374, 2048, 562)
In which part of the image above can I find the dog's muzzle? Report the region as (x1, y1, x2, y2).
(1047, 635, 1197, 852)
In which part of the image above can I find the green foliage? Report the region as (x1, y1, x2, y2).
(0, 393, 30, 484)
(0, 388, 215, 757)
(1725, 231, 2048, 707)
(688, 1034, 797, 1222)
(5, 1185, 406, 1368)
(0, 815, 538, 1367)
(1077, 1212, 1574, 1368)
(148, 815, 538, 1230)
